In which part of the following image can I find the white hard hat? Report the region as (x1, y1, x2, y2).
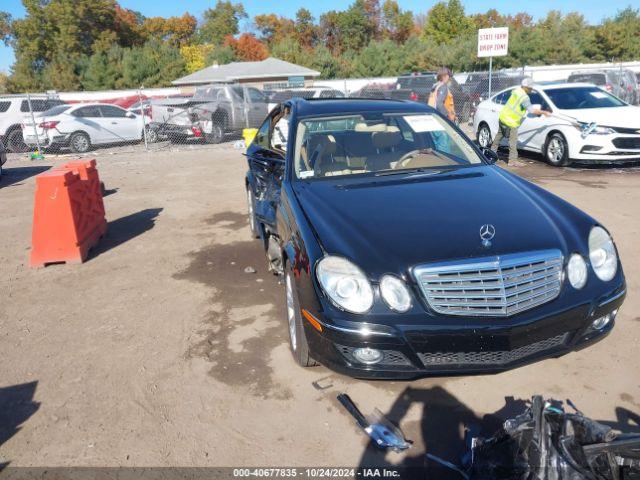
(521, 77, 534, 88)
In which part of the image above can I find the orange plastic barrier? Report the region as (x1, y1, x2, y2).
(30, 159, 107, 267)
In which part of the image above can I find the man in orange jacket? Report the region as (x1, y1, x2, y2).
(429, 67, 456, 122)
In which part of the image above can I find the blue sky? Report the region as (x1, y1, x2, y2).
(0, 0, 634, 72)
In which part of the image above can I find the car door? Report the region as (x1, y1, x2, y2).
(72, 106, 108, 144)
(246, 87, 269, 127)
(246, 112, 285, 228)
(517, 89, 552, 152)
(99, 105, 141, 142)
(486, 89, 510, 140)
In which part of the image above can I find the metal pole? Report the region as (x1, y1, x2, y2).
(488, 57, 493, 99)
(26, 93, 42, 157)
(138, 86, 148, 151)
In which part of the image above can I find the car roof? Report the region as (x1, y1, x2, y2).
(290, 98, 432, 117)
(70, 102, 124, 108)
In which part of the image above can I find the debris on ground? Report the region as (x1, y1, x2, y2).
(337, 393, 412, 452)
(244, 266, 256, 274)
(428, 395, 640, 480)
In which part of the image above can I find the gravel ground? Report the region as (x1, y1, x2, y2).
(0, 143, 639, 472)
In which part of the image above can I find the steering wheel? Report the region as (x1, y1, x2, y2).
(394, 149, 430, 169)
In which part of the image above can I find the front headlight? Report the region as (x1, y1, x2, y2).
(567, 254, 587, 289)
(578, 122, 615, 135)
(380, 275, 412, 313)
(316, 256, 373, 314)
(589, 226, 618, 281)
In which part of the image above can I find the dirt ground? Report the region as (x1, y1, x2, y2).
(0, 143, 639, 472)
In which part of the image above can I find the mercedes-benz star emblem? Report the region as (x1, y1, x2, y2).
(479, 224, 496, 248)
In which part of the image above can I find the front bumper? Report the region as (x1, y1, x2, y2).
(568, 130, 640, 162)
(302, 283, 626, 380)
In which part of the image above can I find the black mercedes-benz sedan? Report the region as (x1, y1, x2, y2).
(244, 98, 626, 379)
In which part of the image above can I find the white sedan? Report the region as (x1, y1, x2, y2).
(473, 83, 640, 166)
(22, 103, 144, 153)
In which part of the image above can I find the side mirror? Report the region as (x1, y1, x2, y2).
(481, 147, 501, 165)
(126, 112, 136, 119)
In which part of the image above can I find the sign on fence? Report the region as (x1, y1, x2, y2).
(477, 27, 509, 58)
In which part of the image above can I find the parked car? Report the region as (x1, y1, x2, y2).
(0, 141, 6, 180)
(474, 82, 640, 166)
(567, 70, 635, 104)
(0, 94, 66, 152)
(622, 69, 639, 105)
(144, 96, 203, 143)
(22, 103, 144, 153)
(267, 87, 345, 112)
(186, 84, 270, 144)
(245, 98, 626, 379)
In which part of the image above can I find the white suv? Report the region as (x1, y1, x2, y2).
(0, 94, 66, 152)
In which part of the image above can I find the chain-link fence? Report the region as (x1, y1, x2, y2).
(2, 65, 639, 158)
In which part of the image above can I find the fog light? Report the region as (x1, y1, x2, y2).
(352, 347, 383, 364)
(592, 313, 613, 330)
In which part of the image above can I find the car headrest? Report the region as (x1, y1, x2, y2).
(354, 123, 387, 132)
(372, 131, 402, 149)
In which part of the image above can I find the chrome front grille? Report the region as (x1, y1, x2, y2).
(413, 250, 563, 316)
(417, 333, 568, 367)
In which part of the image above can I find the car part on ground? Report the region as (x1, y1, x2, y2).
(428, 395, 640, 480)
(337, 393, 412, 453)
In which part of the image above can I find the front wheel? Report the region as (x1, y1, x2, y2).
(477, 124, 492, 148)
(544, 133, 570, 167)
(285, 269, 318, 368)
(69, 132, 91, 153)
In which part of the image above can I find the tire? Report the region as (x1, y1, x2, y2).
(204, 121, 224, 144)
(144, 127, 159, 144)
(477, 123, 493, 149)
(69, 132, 91, 153)
(544, 132, 571, 167)
(246, 187, 260, 239)
(285, 268, 318, 368)
(6, 129, 29, 153)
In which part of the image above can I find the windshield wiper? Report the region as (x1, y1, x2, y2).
(374, 166, 457, 177)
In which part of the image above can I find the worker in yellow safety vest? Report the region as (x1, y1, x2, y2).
(491, 77, 551, 164)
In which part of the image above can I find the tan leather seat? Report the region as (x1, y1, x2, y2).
(367, 130, 403, 171)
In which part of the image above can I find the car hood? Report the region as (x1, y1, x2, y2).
(558, 106, 640, 129)
(293, 166, 594, 278)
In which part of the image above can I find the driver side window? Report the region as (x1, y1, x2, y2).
(528, 90, 551, 111)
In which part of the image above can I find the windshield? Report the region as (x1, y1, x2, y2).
(544, 86, 626, 109)
(293, 112, 482, 180)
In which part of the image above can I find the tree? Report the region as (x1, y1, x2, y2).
(143, 14, 197, 46)
(0, 71, 8, 93)
(381, 0, 414, 43)
(205, 44, 237, 65)
(595, 7, 640, 61)
(199, 1, 247, 45)
(253, 14, 294, 44)
(353, 39, 404, 76)
(120, 39, 186, 88)
(0, 11, 11, 46)
(295, 8, 317, 48)
(422, 0, 473, 43)
(180, 44, 216, 73)
(82, 45, 125, 90)
(225, 33, 268, 61)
